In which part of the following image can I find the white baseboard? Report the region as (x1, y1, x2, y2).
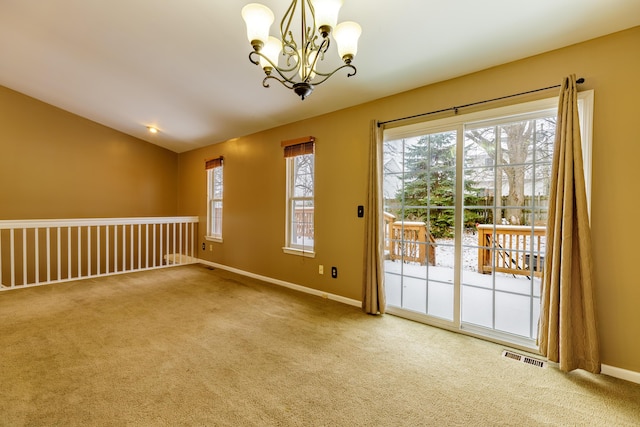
(601, 364, 640, 385)
(196, 259, 361, 308)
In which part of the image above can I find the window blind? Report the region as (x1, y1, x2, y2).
(282, 136, 315, 158)
(205, 156, 223, 169)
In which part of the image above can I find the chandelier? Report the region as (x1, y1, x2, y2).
(241, 0, 362, 100)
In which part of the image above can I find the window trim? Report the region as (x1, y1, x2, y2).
(282, 137, 315, 257)
(205, 156, 223, 242)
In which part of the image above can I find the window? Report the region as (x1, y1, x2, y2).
(206, 156, 223, 241)
(283, 137, 315, 256)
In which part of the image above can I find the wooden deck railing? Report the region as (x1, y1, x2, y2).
(293, 206, 314, 239)
(0, 217, 199, 290)
(383, 212, 396, 255)
(477, 224, 545, 277)
(384, 213, 436, 266)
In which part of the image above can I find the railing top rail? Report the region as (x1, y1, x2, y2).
(476, 224, 546, 232)
(0, 216, 199, 230)
(392, 221, 425, 227)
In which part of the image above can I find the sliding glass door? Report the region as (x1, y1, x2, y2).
(383, 130, 457, 322)
(459, 111, 555, 344)
(382, 94, 592, 347)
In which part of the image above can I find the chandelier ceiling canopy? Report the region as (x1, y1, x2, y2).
(241, 0, 362, 100)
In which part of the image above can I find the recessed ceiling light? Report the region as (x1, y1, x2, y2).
(147, 126, 159, 134)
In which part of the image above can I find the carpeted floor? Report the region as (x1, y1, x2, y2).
(1, 264, 639, 426)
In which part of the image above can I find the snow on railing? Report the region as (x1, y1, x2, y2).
(0, 216, 199, 290)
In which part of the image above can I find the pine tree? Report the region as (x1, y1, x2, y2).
(397, 132, 482, 238)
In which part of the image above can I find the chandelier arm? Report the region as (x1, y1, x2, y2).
(251, 49, 357, 87)
(304, 64, 357, 86)
(282, 35, 300, 69)
(248, 51, 260, 66)
(318, 36, 330, 57)
(307, 38, 329, 75)
(303, 1, 319, 51)
(249, 52, 306, 88)
(263, 74, 296, 90)
(269, 65, 302, 86)
(249, 50, 299, 75)
(307, 0, 316, 30)
(280, 0, 298, 47)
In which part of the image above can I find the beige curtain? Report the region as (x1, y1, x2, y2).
(362, 120, 385, 314)
(538, 75, 600, 373)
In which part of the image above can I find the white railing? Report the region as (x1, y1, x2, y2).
(0, 216, 199, 290)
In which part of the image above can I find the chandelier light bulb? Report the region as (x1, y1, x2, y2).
(310, 0, 343, 36)
(260, 36, 282, 73)
(241, 3, 274, 50)
(334, 21, 361, 63)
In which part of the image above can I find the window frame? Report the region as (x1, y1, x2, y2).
(283, 138, 315, 257)
(205, 158, 223, 242)
(382, 90, 594, 349)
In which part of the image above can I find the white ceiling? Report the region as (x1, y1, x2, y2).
(1, 0, 639, 153)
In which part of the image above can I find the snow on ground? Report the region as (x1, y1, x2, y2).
(433, 232, 479, 271)
(385, 231, 541, 295)
(384, 232, 542, 339)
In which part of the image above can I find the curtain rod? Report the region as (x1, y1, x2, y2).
(377, 77, 585, 128)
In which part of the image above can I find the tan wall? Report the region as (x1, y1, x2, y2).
(179, 26, 640, 373)
(0, 85, 178, 219)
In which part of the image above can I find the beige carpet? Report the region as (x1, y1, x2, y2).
(1, 264, 639, 426)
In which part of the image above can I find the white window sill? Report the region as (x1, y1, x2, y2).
(205, 236, 223, 243)
(282, 247, 315, 258)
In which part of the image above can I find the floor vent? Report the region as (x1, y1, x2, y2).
(502, 350, 547, 368)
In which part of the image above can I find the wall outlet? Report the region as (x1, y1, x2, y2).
(319, 265, 324, 275)
(331, 266, 338, 278)
(202, 243, 205, 250)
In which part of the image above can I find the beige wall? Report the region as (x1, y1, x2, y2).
(179, 26, 640, 373)
(0, 85, 178, 219)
